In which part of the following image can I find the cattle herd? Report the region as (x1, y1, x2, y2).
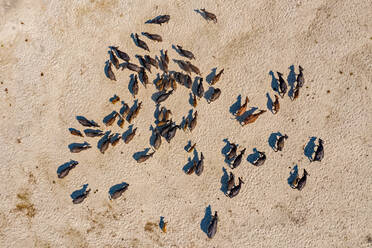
(58, 9, 324, 239)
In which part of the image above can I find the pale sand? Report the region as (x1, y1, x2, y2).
(0, 0, 371, 247)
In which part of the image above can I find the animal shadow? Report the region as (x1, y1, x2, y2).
(247, 148, 260, 164)
(71, 184, 88, 199)
(145, 15, 165, 24)
(119, 101, 128, 115)
(118, 62, 127, 70)
(57, 160, 78, 175)
(193, 148, 199, 162)
(135, 55, 145, 67)
(104, 61, 112, 79)
(149, 125, 156, 147)
(103, 111, 117, 125)
(180, 116, 188, 130)
(287, 165, 298, 186)
(194, 9, 209, 21)
(287, 65, 296, 99)
(171, 44, 183, 57)
(109, 182, 128, 197)
(130, 33, 139, 47)
(122, 125, 134, 141)
(200, 205, 212, 234)
(141, 32, 152, 40)
(221, 139, 232, 156)
(266, 93, 274, 113)
(109, 95, 119, 103)
(97, 131, 111, 149)
(206, 68, 217, 84)
(138, 70, 148, 87)
(221, 139, 234, 165)
(220, 167, 229, 194)
(125, 100, 138, 121)
(182, 157, 194, 173)
(153, 73, 161, 88)
(187, 109, 194, 122)
(159, 216, 165, 230)
(153, 104, 161, 120)
(192, 76, 201, 96)
(128, 74, 136, 96)
(133, 148, 150, 160)
(184, 140, 192, 152)
(229, 95, 241, 115)
(268, 132, 282, 150)
(68, 142, 90, 152)
(188, 93, 194, 106)
(269, 71, 279, 93)
(204, 87, 215, 102)
(304, 137, 317, 161)
(68, 128, 81, 135)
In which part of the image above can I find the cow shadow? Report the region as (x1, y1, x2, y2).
(149, 125, 156, 147)
(68, 142, 91, 152)
(192, 76, 201, 96)
(153, 104, 161, 121)
(109, 182, 128, 197)
(188, 92, 195, 107)
(269, 71, 279, 93)
(221, 138, 234, 165)
(266, 93, 274, 113)
(247, 148, 260, 164)
(145, 15, 167, 24)
(187, 109, 194, 122)
(287, 65, 296, 99)
(122, 125, 134, 141)
(57, 160, 78, 175)
(204, 87, 215, 102)
(126, 100, 138, 122)
(268, 132, 282, 150)
(128, 74, 136, 96)
(68, 128, 82, 136)
(71, 184, 88, 199)
(120, 101, 129, 115)
(138, 69, 148, 87)
(171, 44, 183, 57)
(287, 165, 298, 187)
(304, 137, 317, 161)
(184, 140, 192, 152)
(133, 148, 150, 160)
(221, 139, 232, 156)
(182, 157, 194, 173)
(206, 68, 217, 84)
(103, 111, 117, 125)
(200, 205, 212, 234)
(194, 9, 209, 21)
(104, 60, 115, 79)
(109, 95, 119, 104)
(159, 216, 165, 231)
(130, 33, 139, 47)
(220, 167, 229, 194)
(153, 73, 161, 88)
(135, 55, 145, 67)
(97, 131, 111, 149)
(229, 95, 241, 115)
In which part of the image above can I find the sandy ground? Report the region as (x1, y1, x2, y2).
(0, 0, 371, 247)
